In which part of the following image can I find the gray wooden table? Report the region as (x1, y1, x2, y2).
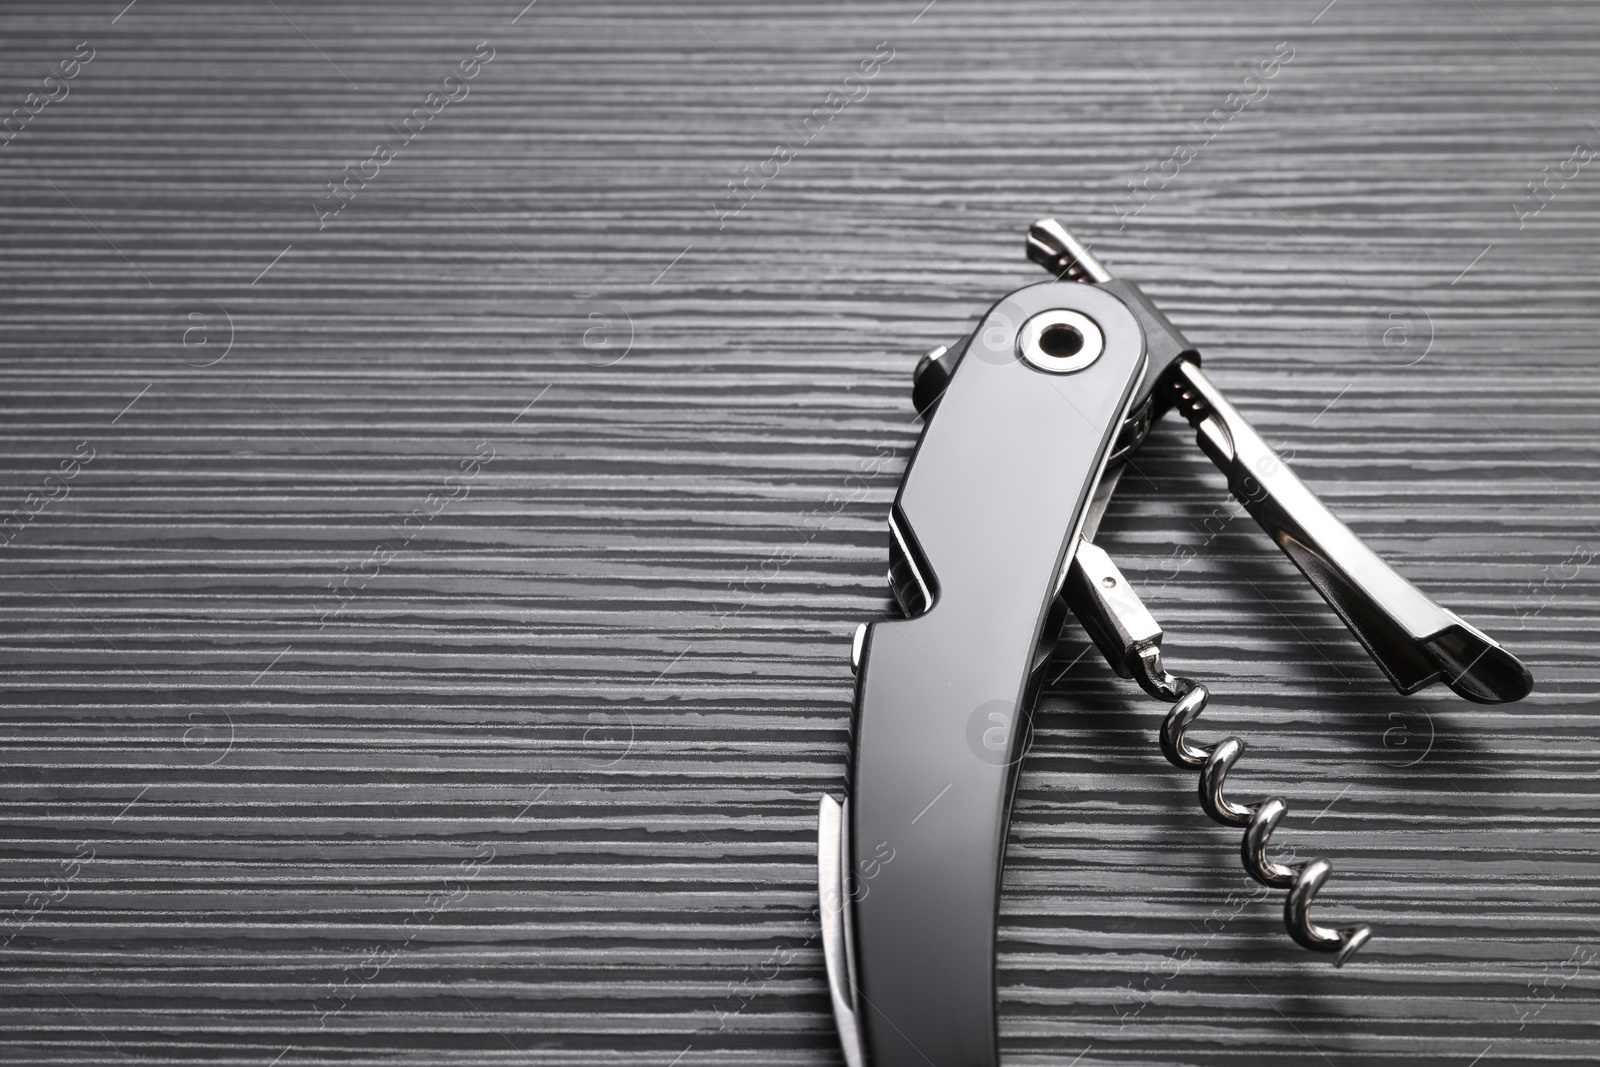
(0, 0, 1595, 1063)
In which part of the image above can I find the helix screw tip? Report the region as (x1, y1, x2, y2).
(1286, 857, 1374, 964)
(1334, 925, 1372, 968)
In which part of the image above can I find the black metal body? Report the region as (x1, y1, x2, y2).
(847, 281, 1154, 1066)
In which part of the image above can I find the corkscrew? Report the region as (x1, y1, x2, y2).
(1161, 683, 1371, 964)
(817, 220, 1533, 1067)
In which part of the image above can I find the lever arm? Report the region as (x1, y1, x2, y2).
(1169, 360, 1532, 703)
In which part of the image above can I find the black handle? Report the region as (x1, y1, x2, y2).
(848, 281, 1147, 1066)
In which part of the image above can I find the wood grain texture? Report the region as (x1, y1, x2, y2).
(0, 0, 1596, 1063)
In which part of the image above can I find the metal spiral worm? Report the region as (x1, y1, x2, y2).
(1160, 683, 1372, 966)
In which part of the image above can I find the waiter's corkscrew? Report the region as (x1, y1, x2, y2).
(818, 219, 1532, 1067)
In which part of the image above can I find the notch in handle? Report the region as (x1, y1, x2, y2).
(1170, 359, 1532, 704)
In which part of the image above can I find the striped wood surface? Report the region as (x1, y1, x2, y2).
(0, 0, 1596, 1063)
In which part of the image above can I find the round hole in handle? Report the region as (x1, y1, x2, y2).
(1039, 324, 1084, 359)
(1017, 309, 1104, 374)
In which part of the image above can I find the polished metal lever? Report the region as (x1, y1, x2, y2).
(1168, 359, 1533, 704)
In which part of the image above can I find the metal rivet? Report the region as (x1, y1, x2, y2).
(1017, 309, 1104, 374)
